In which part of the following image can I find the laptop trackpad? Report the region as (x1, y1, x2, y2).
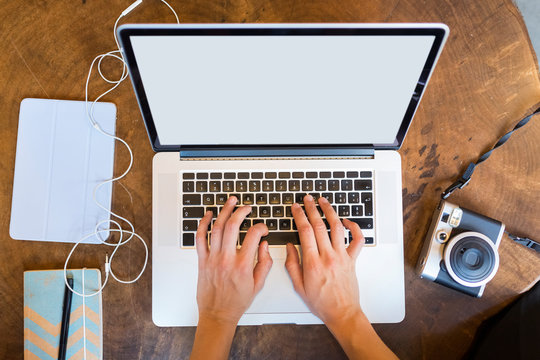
(246, 248, 309, 314)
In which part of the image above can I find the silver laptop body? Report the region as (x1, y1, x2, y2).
(118, 23, 448, 326)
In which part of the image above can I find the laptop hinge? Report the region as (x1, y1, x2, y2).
(179, 147, 375, 160)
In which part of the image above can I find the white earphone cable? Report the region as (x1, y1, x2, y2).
(63, 0, 179, 297)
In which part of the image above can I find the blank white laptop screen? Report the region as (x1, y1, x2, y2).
(130, 35, 435, 146)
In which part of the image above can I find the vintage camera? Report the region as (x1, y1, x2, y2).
(417, 200, 505, 297)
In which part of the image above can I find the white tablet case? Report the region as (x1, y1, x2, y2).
(10, 98, 116, 243)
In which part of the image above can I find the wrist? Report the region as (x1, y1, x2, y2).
(198, 312, 239, 330)
(324, 304, 365, 332)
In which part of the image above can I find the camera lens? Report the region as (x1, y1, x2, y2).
(443, 232, 499, 287)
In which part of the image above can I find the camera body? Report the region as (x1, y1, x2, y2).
(417, 201, 505, 297)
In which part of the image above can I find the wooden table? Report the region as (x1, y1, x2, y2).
(1, 0, 539, 359)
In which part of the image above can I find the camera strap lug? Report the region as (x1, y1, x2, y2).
(507, 233, 540, 253)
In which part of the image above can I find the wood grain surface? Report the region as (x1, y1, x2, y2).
(1, 0, 539, 359)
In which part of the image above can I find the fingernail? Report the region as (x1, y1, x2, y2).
(320, 196, 328, 203)
(305, 194, 313, 202)
(292, 203, 300, 209)
(229, 196, 237, 203)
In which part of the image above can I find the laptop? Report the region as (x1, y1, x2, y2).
(117, 23, 448, 326)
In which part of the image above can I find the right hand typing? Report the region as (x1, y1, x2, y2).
(285, 194, 365, 326)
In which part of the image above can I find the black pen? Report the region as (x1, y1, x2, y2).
(58, 274, 73, 360)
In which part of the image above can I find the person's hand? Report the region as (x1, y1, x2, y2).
(285, 194, 365, 326)
(195, 196, 273, 325)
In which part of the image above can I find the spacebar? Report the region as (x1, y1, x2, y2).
(240, 232, 300, 245)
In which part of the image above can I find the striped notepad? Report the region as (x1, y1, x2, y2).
(24, 269, 103, 360)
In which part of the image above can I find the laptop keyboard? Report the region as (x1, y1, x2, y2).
(180, 171, 375, 248)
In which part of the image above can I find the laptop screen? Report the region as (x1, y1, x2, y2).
(120, 25, 447, 151)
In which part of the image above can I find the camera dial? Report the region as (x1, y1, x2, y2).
(443, 231, 499, 287)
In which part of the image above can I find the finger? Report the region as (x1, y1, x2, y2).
(285, 243, 306, 299)
(240, 222, 269, 258)
(304, 195, 332, 254)
(195, 211, 212, 264)
(210, 196, 237, 252)
(291, 203, 319, 257)
(319, 196, 346, 251)
(253, 241, 273, 294)
(343, 218, 365, 259)
(221, 205, 253, 253)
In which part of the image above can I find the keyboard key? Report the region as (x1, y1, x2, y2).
(243, 193, 254, 205)
(352, 205, 363, 217)
(249, 181, 261, 192)
(224, 172, 236, 179)
(333, 171, 345, 178)
(266, 219, 278, 230)
(256, 193, 267, 204)
(310, 193, 321, 201)
(349, 218, 373, 229)
(335, 192, 346, 203)
(183, 181, 194, 192)
(292, 172, 304, 178)
(206, 207, 218, 217)
(209, 181, 221, 192)
(265, 172, 277, 179)
(319, 171, 331, 178)
(285, 206, 292, 217)
(279, 172, 291, 179)
(328, 180, 339, 191)
(321, 193, 333, 203)
(338, 205, 350, 217)
(183, 220, 198, 232)
(341, 180, 353, 191)
(216, 194, 228, 205)
(223, 181, 234, 192)
(253, 219, 264, 225)
(238, 172, 249, 179)
(282, 193, 294, 204)
(183, 207, 204, 218)
(315, 180, 326, 191)
(210, 173, 222, 179)
(348, 192, 360, 203)
(196, 181, 207, 192)
(365, 237, 374, 245)
(183, 194, 201, 205)
(203, 194, 214, 205)
(347, 171, 359, 178)
(362, 193, 373, 216)
(354, 180, 372, 191)
(196, 173, 208, 179)
(229, 194, 241, 202)
(183, 173, 195, 180)
(269, 193, 280, 204)
(260, 206, 271, 217)
(248, 207, 258, 218)
(239, 231, 298, 245)
(306, 172, 318, 178)
(240, 219, 251, 231)
(289, 180, 300, 191)
(251, 172, 263, 179)
(295, 193, 306, 204)
(182, 233, 195, 247)
(276, 180, 287, 191)
(236, 181, 248, 192)
(360, 171, 372, 178)
(273, 206, 285, 217)
(279, 219, 292, 230)
(302, 180, 314, 191)
(262, 181, 274, 192)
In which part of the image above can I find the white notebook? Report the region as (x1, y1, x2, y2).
(10, 98, 116, 243)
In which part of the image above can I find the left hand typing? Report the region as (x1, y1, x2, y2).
(194, 196, 273, 325)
